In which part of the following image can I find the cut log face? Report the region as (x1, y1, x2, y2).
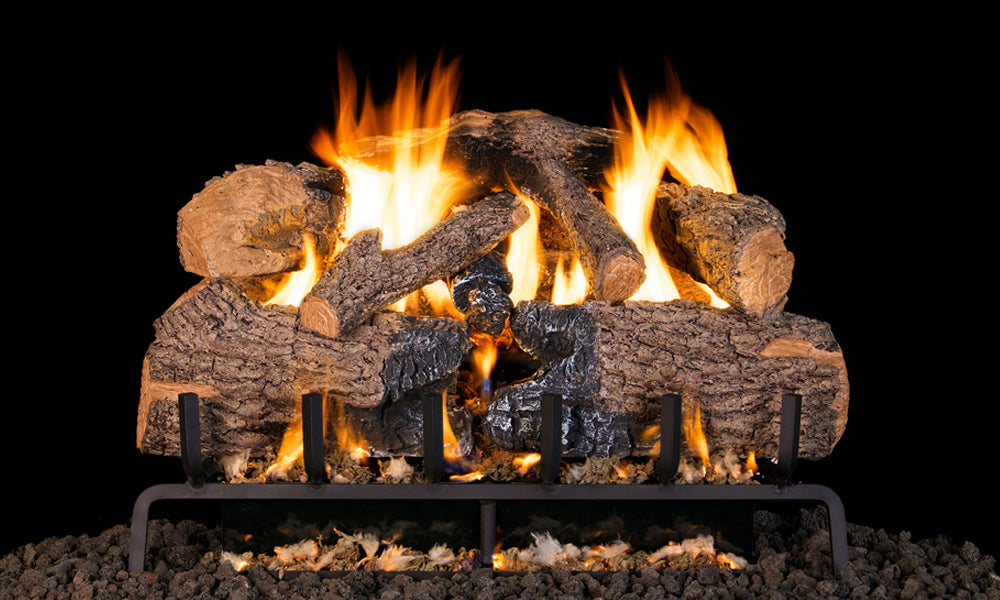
(138, 278, 471, 457)
(483, 300, 848, 459)
(655, 183, 794, 318)
(443, 109, 646, 303)
(177, 160, 346, 278)
(299, 191, 530, 339)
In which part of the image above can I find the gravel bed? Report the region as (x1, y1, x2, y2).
(2, 508, 996, 599)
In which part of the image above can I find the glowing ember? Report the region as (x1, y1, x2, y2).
(512, 452, 541, 476)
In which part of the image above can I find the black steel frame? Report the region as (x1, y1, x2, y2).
(129, 392, 848, 573)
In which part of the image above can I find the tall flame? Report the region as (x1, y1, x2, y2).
(311, 53, 467, 313)
(605, 69, 733, 307)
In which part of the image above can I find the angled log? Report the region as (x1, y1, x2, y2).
(483, 300, 848, 458)
(443, 109, 645, 303)
(177, 160, 346, 278)
(449, 242, 515, 336)
(138, 277, 471, 457)
(300, 191, 530, 339)
(655, 182, 794, 318)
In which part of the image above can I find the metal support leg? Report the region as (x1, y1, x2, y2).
(302, 393, 327, 484)
(480, 500, 496, 568)
(178, 393, 205, 486)
(540, 394, 562, 485)
(423, 390, 444, 483)
(658, 394, 682, 483)
(775, 393, 802, 485)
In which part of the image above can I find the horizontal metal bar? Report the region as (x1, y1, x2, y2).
(129, 481, 848, 573)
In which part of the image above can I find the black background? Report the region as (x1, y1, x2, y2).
(7, 12, 995, 558)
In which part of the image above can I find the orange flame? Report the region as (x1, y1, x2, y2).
(506, 195, 542, 304)
(683, 401, 711, 474)
(605, 70, 732, 307)
(264, 412, 304, 479)
(311, 53, 467, 314)
(513, 452, 541, 475)
(441, 391, 465, 463)
(263, 232, 325, 307)
(470, 333, 498, 400)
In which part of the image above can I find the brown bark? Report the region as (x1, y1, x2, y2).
(443, 109, 645, 303)
(299, 191, 530, 339)
(177, 160, 346, 278)
(483, 300, 848, 459)
(655, 183, 794, 318)
(138, 278, 471, 457)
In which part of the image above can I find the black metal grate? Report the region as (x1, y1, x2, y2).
(129, 391, 848, 573)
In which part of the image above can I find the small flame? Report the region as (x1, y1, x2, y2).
(312, 53, 467, 316)
(264, 412, 304, 479)
(513, 452, 541, 475)
(506, 195, 542, 304)
(449, 470, 485, 482)
(263, 233, 325, 307)
(683, 401, 711, 474)
(470, 333, 498, 400)
(441, 391, 464, 463)
(550, 255, 588, 305)
(330, 395, 369, 462)
(605, 69, 731, 307)
(745, 451, 757, 474)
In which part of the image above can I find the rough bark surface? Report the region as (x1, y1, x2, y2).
(300, 191, 530, 339)
(443, 109, 645, 302)
(484, 300, 848, 458)
(138, 278, 471, 457)
(655, 183, 794, 318)
(177, 160, 346, 278)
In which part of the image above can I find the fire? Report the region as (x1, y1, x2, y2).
(264, 412, 304, 480)
(440, 391, 465, 463)
(506, 195, 542, 304)
(551, 256, 588, 305)
(263, 232, 325, 307)
(513, 452, 541, 476)
(683, 401, 711, 476)
(604, 70, 732, 307)
(311, 52, 467, 314)
(470, 333, 498, 400)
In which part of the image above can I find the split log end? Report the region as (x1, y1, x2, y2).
(299, 294, 340, 339)
(598, 252, 646, 303)
(736, 228, 795, 317)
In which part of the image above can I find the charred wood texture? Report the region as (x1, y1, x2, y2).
(443, 109, 646, 303)
(299, 191, 530, 339)
(138, 278, 471, 457)
(449, 242, 515, 336)
(177, 160, 346, 278)
(655, 183, 794, 318)
(484, 300, 847, 459)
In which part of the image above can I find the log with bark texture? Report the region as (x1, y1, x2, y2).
(138, 277, 471, 457)
(299, 191, 530, 339)
(177, 160, 346, 278)
(655, 183, 794, 318)
(449, 242, 515, 336)
(442, 109, 645, 303)
(483, 300, 847, 458)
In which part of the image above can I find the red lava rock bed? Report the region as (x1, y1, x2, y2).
(2, 508, 997, 600)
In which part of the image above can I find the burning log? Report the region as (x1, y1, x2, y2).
(299, 191, 530, 339)
(483, 300, 848, 459)
(177, 160, 347, 278)
(137, 277, 471, 457)
(443, 109, 646, 303)
(449, 242, 515, 336)
(655, 183, 794, 318)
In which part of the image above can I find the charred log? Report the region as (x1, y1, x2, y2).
(449, 242, 515, 336)
(299, 191, 530, 339)
(177, 160, 346, 278)
(443, 109, 645, 303)
(484, 300, 847, 459)
(138, 278, 471, 457)
(655, 183, 794, 318)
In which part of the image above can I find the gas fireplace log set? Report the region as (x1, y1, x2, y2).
(140, 108, 845, 466)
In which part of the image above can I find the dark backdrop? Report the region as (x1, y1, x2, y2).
(8, 13, 993, 559)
